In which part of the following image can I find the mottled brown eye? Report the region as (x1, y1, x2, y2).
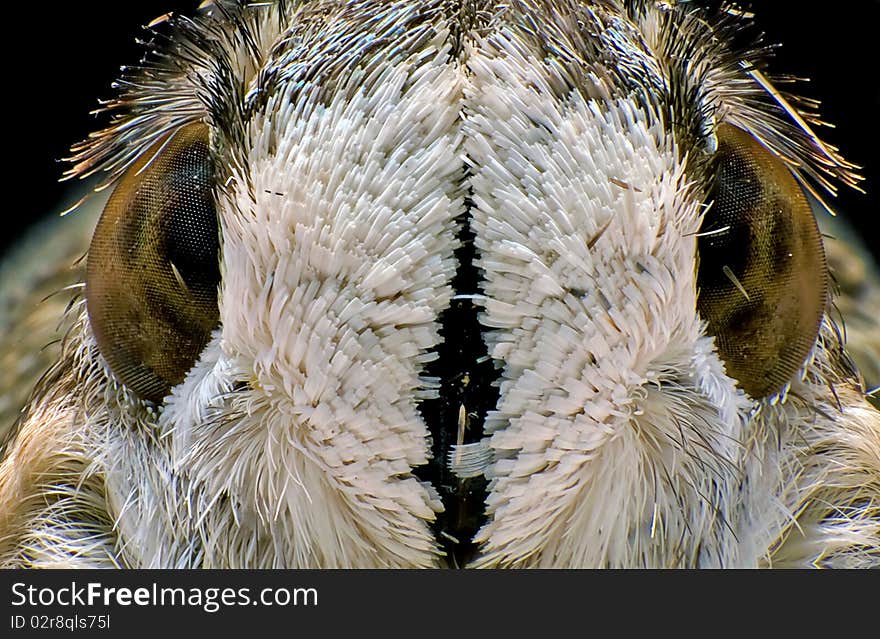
(86, 122, 220, 403)
(696, 123, 827, 398)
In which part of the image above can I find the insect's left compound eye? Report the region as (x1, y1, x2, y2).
(696, 123, 828, 399)
(86, 122, 221, 403)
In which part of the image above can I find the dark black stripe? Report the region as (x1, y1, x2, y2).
(415, 190, 498, 567)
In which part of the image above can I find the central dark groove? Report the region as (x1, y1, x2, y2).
(416, 193, 499, 568)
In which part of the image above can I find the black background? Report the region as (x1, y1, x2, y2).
(3, 1, 878, 260)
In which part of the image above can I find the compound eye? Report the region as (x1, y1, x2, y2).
(696, 123, 828, 398)
(86, 122, 220, 403)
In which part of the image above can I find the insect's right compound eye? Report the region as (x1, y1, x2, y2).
(85, 122, 221, 403)
(696, 123, 828, 399)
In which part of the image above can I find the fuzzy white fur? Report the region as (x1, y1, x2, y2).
(1, 0, 877, 568)
(463, 30, 753, 566)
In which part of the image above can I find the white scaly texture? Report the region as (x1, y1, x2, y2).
(1, 1, 878, 569)
(152, 38, 465, 567)
(464, 30, 753, 567)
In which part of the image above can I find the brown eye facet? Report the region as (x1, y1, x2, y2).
(696, 123, 827, 398)
(86, 122, 220, 403)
